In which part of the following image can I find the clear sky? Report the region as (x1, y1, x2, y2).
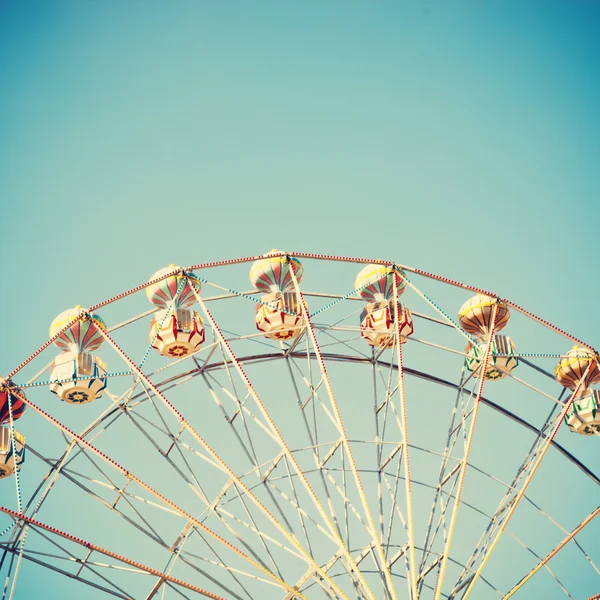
(1, 1, 599, 598)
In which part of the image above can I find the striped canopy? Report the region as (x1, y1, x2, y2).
(250, 252, 303, 294)
(555, 346, 600, 392)
(50, 307, 107, 353)
(0, 387, 26, 426)
(355, 264, 407, 302)
(146, 265, 201, 309)
(458, 294, 510, 338)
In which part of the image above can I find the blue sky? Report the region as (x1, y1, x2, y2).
(1, 1, 599, 598)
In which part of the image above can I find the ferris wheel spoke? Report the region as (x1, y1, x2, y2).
(11, 389, 312, 599)
(98, 316, 355, 600)
(180, 509, 338, 599)
(211, 502, 302, 569)
(321, 467, 373, 537)
(500, 501, 599, 598)
(215, 338, 260, 432)
(199, 370, 264, 474)
(195, 364, 332, 552)
(380, 466, 409, 539)
(285, 543, 378, 600)
(459, 365, 595, 599)
(414, 376, 487, 589)
(4, 254, 597, 598)
(286, 343, 387, 594)
(371, 356, 412, 590)
(417, 371, 474, 589)
(404, 456, 585, 599)
(4, 534, 135, 600)
(0, 433, 83, 589)
(30, 383, 148, 501)
(188, 461, 314, 568)
(5, 435, 80, 549)
(0, 506, 229, 599)
(260, 471, 347, 551)
(280, 454, 316, 555)
(103, 389, 260, 527)
(449, 398, 564, 596)
(364, 274, 417, 599)
(191, 282, 382, 600)
(124, 410, 211, 504)
(382, 448, 409, 551)
(205, 456, 311, 551)
(392, 272, 418, 600)
(181, 501, 305, 597)
(173, 529, 258, 600)
(17, 528, 137, 599)
(3, 550, 130, 599)
(381, 466, 414, 584)
(263, 464, 351, 541)
(371, 356, 386, 568)
(87, 390, 220, 509)
(151, 582, 193, 600)
(418, 465, 463, 594)
(288, 267, 401, 600)
(455, 419, 567, 596)
(430, 302, 501, 600)
(289, 353, 339, 435)
(229, 483, 287, 579)
(24, 444, 197, 554)
(284, 354, 363, 569)
(64, 458, 171, 548)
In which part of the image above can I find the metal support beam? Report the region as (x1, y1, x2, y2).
(289, 263, 399, 600)
(0, 506, 225, 600)
(433, 303, 499, 600)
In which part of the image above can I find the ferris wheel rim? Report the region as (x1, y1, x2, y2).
(45, 347, 596, 491)
(2, 252, 598, 600)
(5, 251, 596, 383)
(15, 348, 591, 567)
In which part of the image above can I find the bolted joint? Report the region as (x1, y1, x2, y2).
(79, 310, 93, 322)
(182, 270, 202, 289)
(0, 377, 18, 395)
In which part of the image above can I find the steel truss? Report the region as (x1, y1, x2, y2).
(1, 253, 598, 599)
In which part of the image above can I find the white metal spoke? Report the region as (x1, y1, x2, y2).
(432, 303, 500, 600)
(10, 388, 307, 599)
(190, 281, 374, 600)
(289, 265, 400, 600)
(461, 364, 594, 599)
(0, 507, 226, 599)
(2, 253, 597, 600)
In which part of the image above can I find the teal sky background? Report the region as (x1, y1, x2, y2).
(1, 1, 599, 598)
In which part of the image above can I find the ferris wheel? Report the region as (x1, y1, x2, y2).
(0, 251, 598, 600)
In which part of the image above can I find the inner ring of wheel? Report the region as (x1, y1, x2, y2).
(102, 350, 596, 488)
